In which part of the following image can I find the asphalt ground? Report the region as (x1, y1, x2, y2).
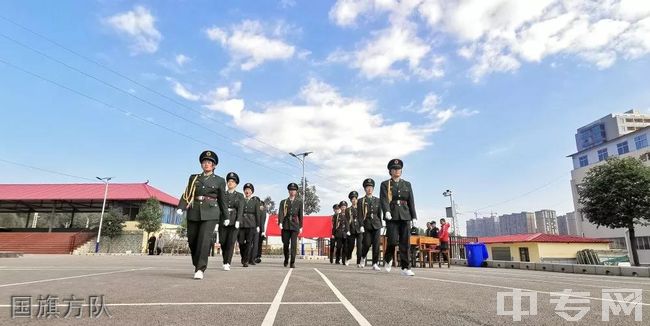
(0, 255, 648, 325)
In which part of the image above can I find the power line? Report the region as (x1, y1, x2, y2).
(0, 158, 98, 182)
(0, 57, 298, 180)
(0, 31, 301, 172)
(0, 15, 297, 164)
(466, 173, 569, 213)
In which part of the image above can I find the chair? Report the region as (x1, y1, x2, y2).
(418, 237, 440, 268)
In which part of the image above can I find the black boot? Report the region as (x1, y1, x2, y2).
(290, 263, 295, 268)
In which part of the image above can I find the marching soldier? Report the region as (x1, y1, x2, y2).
(238, 183, 262, 267)
(346, 191, 364, 267)
(252, 198, 267, 264)
(278, 183, 303, 268)
(220, 172, 244, 271)
(176, 150, 228, 280)
(359, 178, 383, 271)
(380, 158, 417, 276)
(329, 203, 340, 264)
(334, 201, 349, 265)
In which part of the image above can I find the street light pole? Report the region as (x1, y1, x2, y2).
(95, 177, 112, 253)
(290, 151, 312, 256)
(442, 189, 456, 234)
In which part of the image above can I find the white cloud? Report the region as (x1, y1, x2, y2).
(205, 20, 296, 70)
(175, 54, 191, 66)
(171, 80, 200, 101)
(169, 79, 463, 205)
(329, 0, 650, 81)
(334, 22, 444, 79)
(105, 6, 162, 54)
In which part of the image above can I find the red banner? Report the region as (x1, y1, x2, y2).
(266, 215, 332, 238)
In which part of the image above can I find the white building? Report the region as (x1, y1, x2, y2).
(569, 116, 650, 265)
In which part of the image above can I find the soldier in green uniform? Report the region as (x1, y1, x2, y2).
(346, 191, 364, 268)
(176, 150, 228, 280)
(251, 197, 266, 264)
(359, 178, 383, 271)
(380, 159, 417, 277)
(238, 183, 263, 267)
(334, 201, 349, 265)
(220, 172, 244, 271)
(329, 203, 340, 264)
(278, 183, 303, 268)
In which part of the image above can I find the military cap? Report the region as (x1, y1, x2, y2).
(287, 183, 299, 191)
(333, 204, 339, 210)
(226, 172, 240, 184)
(363, 178, 375, 188)
(199, 150, 218, 165)
(387, 158, 403, 170)
(348, 191, 358, 199)
(339, 201, 348, 208)
(243, 183, 254, 193)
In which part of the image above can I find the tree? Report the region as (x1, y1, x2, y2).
(136, 197, 163, 238)
(263, 196, 276, 215)
(102, 208, 127, 253)
(578, 157, 650, 266)
(298, 178, 320, 215)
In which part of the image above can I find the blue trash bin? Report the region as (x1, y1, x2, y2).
(465, 243, 488, 267)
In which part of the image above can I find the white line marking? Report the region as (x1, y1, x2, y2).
(281, 302, 343, 305)
(413, 275, 650, 306)
(0, 267, 151, 288)
(261, 268, 293, 326)
(314, 268, 371, 326)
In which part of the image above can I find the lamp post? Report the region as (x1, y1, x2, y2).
(442, 189, 456, 234)
(290, 151, 312, 256)
(95, 177, 112, 253)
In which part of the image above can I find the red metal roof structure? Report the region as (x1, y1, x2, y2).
(266, 215, 332, 238)
(479, 233, 610, 244)
(0, 183, 179, 213)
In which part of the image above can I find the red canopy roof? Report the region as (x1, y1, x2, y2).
(479, 233, 610, 244)
(266, 215, 332, 238)
(0, 183, 179, 206)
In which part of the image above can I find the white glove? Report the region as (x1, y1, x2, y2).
(262, 232, 266, 237)
(385, 212, 392, 220)
(300, 228, 303, 234)
(235, 221, 240, 229)
(412, 217, 417, 223)
(256, 227, 260, 233)
(360, 226, 365, 233)
(346, 231, 351, 236)
(223, 219, 230, 226)
(215, 224, 219, 232)
(176, 209, 183, 215)
(279, 223, 283, 229)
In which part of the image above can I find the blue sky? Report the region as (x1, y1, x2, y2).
(1, 1, 650, 234)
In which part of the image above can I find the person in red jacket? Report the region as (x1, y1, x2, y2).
(438, 218, 451, 264)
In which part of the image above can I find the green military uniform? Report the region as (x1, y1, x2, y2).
(178, 150, 228, 274)
(251, 195, 266, 264)
(329, 204, 339, 264)
(220, 172, 244, 266)
(334, 201, 348, 264)
(346, 191, 364, 265)
(360, 178, 383, 267)
(278, 183, 303, 268)
(380, 159, 417, 271)
(238, 183, 263, 267)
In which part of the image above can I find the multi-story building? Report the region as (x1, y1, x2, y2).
(569, 110, 650, 265)
(467, 216, 499, 237)
(498, 212, 536, 236)
(535, 209, 558, 234)
(557, 215, 569, 235)
(575, 109, 650, 152)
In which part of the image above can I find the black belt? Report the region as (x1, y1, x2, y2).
(392, 200, 408, 206)
(195, 195, 217, 201)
